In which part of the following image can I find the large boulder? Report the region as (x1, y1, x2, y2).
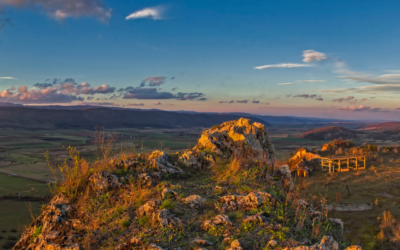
(193, 118, 276, 165)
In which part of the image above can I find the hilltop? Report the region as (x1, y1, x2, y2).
(13, 118, 360, 250)
(361, 122, 400, 131)
(300, 126, 358, 141)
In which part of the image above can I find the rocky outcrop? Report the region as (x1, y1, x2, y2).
(138, 172, 161, 187)
(285, 236, 360, 250)
(89, 171, 121, 194)
(242, 213, 268, 224)
(193, 118, 276, 165)
(13, 194, 79, 250)
(138, 199, 182, 228)
(218, 192, 272, 212)
(288, 148, 321, 172)
(276, 164, 294, 188)
(149, 150, 184, 175)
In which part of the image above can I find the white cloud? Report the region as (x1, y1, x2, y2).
(278, 83, 295, 85)
(0, 77, 16, 80)
(254, 63, 312, 70)
(126, 6, 164, 20)
(302, 50, 327, 63)
(297, 80, 326, 83)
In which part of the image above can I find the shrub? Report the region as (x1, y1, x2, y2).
(160, 199, 174, 209)
(121, 219, 130, 228)
(31, 225, 42, 239)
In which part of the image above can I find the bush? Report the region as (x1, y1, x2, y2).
(160, 199, 174, 209)
(121, 219, 130, 228)
(31, 225, 42, 239)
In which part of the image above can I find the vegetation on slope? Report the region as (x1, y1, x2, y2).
(300, 126, 358, 141)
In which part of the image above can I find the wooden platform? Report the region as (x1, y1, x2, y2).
(321, 155, 366, 173)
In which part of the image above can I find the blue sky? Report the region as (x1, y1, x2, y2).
(0, 0, 399, 120)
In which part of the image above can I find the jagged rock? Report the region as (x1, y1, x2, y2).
(179, 150, 202, 169)
(161, 188, 178, 199)
(138, 200, 161, 217)
(138, 172, 160, 187)
(276, 165, 294, 188)
(157, 209, 182, 227)
(191, 237, 213, 246)
(89, 171, 121, 194)
(147, 243, 166, 250)
(149, 151, 184, 175)
(243, 212, 268, 224)
(202, 214, 232, 230)
(219, 192, 271, 212)
(193, 118, 276, 164)
(226, 239, 243, 250)
(183, 195, 206, 209)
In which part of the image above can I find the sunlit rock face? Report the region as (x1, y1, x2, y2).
(193, 118, 276, 165)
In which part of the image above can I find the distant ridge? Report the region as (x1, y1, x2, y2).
(0, 107, 270, 130)
(361, 122, 400, 131)
(300, 126, 358, 140)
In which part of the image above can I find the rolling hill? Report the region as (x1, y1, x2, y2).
(300, 126, 358, 140)
(361, 122, 400, 131)
(0, 107, 270, 130)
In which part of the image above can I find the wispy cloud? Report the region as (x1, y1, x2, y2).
(254, 63, 312, 70)
(319, 84, 400, 94)
(332, 96, 355, 103)
(302, 50, 327, 63)
(127, 103, 144, 106)
(236, 100, 249, 103)
(337, 105, 390, 112)
(126, 6, 165, 20)
(141, 76, 166, 87)
(297, 80, 326, 83)
(337, 74, 400, 84)
(154, 101, 162, 105)
(0, 0, 112, 22)
(0, 77, 16, 80)
(278, 82, 295, 85)
(316, 98, 324, 101)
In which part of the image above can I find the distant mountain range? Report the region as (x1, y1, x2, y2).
(0, 103, 392, 130)
(361, 122, 400, 131)
(0, 107, 270, 130)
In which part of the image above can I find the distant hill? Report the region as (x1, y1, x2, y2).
(361, 122, 400, 131)
(300, 126, 358, 140)
(0, 107, 270, 130)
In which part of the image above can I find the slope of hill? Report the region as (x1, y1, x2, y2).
(300, 126, 358, 140)
(13, 118, 356, 250)
(361, 122, 400, 131)
(0, 107, 270, 130)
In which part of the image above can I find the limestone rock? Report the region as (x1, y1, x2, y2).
(226, 239, 243, 250)
(147, 243, 166, 250)
(179, 151, 202, 169)
(138, 200, 161, 217)
(202, 214, 232, 230)
(219, 192, 271, 212)
(193, 118, 276, 165)
(183, 195, 206, 209)
(138, 172, 160, 187)
(149, 151, 184, 175)
(89, 171, 121, 194)
(191, 237, 213, 246)
(157, 209, 183, 227)
(276, 165, 294, 188)
(268, 240, 278, 247)
(162, 188, 178, 199)
(243, 212, 268, 224)
(288, 236, 339, 250)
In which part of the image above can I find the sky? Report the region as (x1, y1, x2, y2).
(0, 0, 399, 120)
